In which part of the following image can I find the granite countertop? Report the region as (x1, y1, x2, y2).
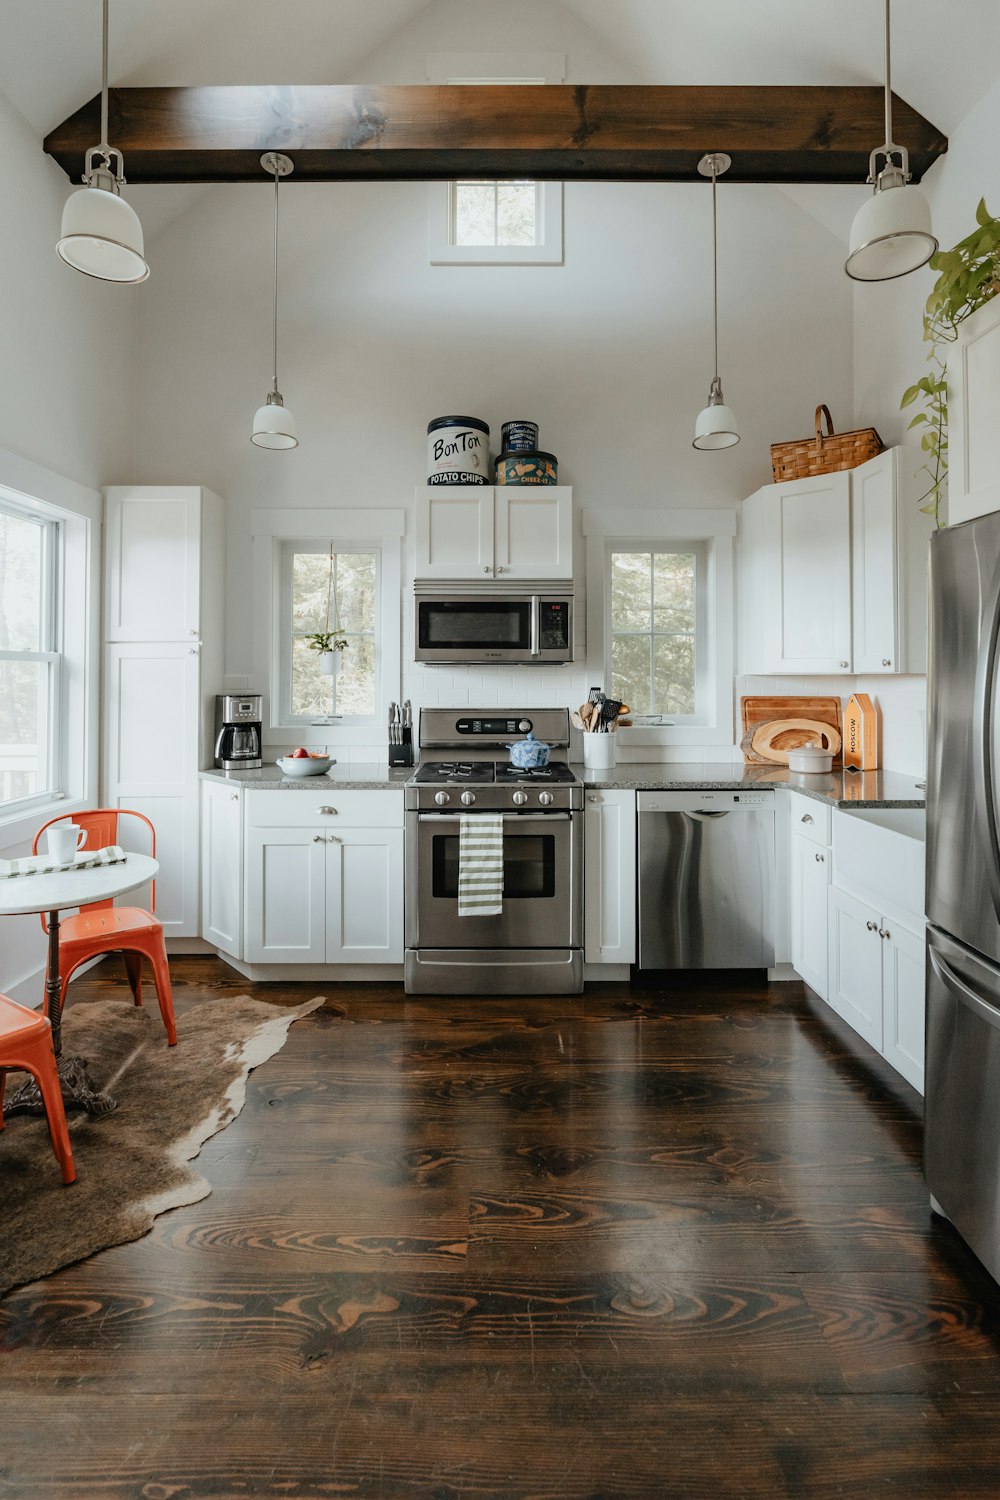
(199, 763, 412, 791)
(579, 761, 925, 809)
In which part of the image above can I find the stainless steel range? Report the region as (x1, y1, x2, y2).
(404, 708, 583, 995)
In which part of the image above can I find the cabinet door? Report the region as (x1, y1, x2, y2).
(201, 782, 243, 958)
(767, 473, 853, 673)
(104, 642, 201, 937)
(790, 833, 830, 999)
(245, 828, 326, 963)
(494, 488, 573, 580)
(948, 297, 1000, 526)
(882, 919, 925, 1093)
(326, 829, 404, 963)
(584, 791, 636, 964)
(851, 449, 899, 674)
(106, 487, 202, 641)
(415, 487, 494, 578)
(827, 885, 883, 1049)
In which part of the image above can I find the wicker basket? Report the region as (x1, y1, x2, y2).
(770, 405, 884, 484)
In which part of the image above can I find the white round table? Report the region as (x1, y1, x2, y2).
(0, 853, 159, 1115)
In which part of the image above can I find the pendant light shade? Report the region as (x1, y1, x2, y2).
(693, 152, 740, 452)
(845, 0, 937, 282)
(251, 152, 299, 451)
(57, 0, 149, 284)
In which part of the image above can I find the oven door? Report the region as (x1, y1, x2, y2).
(406, 812, 581, 949)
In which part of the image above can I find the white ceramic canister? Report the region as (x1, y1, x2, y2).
(787, 745, 834, 773)
(582, 733, 617, 770)
(427, 415, 491, 485)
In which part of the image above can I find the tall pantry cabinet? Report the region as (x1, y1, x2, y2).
(103, 487, 225, 938)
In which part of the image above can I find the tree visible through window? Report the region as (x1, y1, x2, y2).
(610, 550, 698, 718)
(288, 547, 377, 719)
(0, 504, 59, 805)
(451, 180, 540, 248)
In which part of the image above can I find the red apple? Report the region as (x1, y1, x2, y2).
(291, 747, 310, 758)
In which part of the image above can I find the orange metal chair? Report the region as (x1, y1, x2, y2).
(33, 810, 177, 1047)
(0, 994, 76, 1184)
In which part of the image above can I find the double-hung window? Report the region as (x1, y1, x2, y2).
(0, 501, 61, 810)
(609, 548, 704, 721)
(280, 542, 379, 725)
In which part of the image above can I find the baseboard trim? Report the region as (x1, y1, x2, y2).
(208, 952, 405, 984)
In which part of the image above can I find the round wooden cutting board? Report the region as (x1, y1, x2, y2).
(747, 717, 843, 765)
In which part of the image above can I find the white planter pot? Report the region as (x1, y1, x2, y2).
(318, 651, 342, 677)
(582, 733, 616, 770)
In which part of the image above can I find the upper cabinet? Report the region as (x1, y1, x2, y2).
(415, 485, 573, 580)
(105, 486, 226, 641)
(740, 448, 934, 676)
(948, 297, 1000, 527)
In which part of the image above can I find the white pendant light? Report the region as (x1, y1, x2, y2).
(56, 0, 148, 283)
(845, 0, 937, 282)
(693, 152, 740, 452)
(251, 152, 299, 450)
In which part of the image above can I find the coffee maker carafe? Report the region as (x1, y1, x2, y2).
(214, 694, 263, 770)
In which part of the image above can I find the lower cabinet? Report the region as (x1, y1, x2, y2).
(827, 884, 925, 1091)
(201, 780, 243, 958)
(584, 790, 636, 965)
(790, 829, 831, 998)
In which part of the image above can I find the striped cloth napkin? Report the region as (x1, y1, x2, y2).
(0, 845, 128, 879)
(458, 814, 504, 917)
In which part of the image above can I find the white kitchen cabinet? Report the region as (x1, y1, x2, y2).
(201, 780, 243, 958)
(947, 295, 1000, 526)
(584, 789, 636, 965)
(827, 881, 926, 1093)
(104, 485, 225, 939)
(740, 448, 932, 675)
(790, 830, 831, 999)
(242, 789, 405, 965)
(415, 486, 573, 580)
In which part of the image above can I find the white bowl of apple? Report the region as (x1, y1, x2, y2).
(276, 748, 334, 777)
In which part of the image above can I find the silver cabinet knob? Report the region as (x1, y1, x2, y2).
(866, 920, 878, 932)
(319, 806, 337, 815)
(839, 661, 849, 669)
(801, 814, 814, 824)
(539, 791, 554, 806)
(496, 566, 507, 574)
(434, 790, 450, 806)
(879, 927, 890, 940)
(512, 790, 529, 806)
(460, 790, 476, 806)
(882, 658, 892, 667)
(313, 834, 324, 843)
(484, 566, 491, 574)
(230, 793, 239, 801)
(588, 794, 600, 803)
(815, 852, 824, 862)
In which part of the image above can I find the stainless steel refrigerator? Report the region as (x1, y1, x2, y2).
(926, 509, 1000, 1283)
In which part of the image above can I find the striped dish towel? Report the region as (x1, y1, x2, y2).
(458, 814, 504, 917)
(0, 845, 128, 879)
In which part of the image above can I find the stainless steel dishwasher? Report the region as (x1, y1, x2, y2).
(637, 789, 775, 969)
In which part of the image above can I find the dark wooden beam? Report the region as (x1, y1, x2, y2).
(44, 84, 947, 186)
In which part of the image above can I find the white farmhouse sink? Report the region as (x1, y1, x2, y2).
(833, 806, 926, 918)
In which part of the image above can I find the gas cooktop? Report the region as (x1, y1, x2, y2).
(412, 759, 579, 786)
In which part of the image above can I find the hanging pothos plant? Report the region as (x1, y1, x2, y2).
(304, 544, 349, 656)
(901, 198, 1000, 526)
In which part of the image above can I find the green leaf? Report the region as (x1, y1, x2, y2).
(907, 413, 928, 427)
(976, 197, 993, 227)
(900, 385, 921, 407)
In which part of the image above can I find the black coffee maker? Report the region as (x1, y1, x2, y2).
(214, 694, 263, 770)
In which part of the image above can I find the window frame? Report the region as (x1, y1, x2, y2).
(278, 540, 381, 728)
(608, 543, 709, 726)
(427, 52, 565, 268)
(252, 508, 404, 751)
(583, 508, 736, 750)
(0, 498, 62, 814)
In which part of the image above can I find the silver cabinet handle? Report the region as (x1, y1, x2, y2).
(879, 927, 890, 940)
(230, 793, 239, 802)
(496, 565, 507, 574)
(839, 660, 849, 669)
(319, 806, 337, 815)
(866, 920, 878, 932)
(483, 566, 491, 574)
(801, 814, 814, 824)
(313, 834, 324, 842)
(815, 852, 824, 862)
(190, 627, 199, 635)
(882, 658, 892, 667)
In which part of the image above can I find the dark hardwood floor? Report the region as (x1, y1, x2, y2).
(4, 957, 1000, 1498)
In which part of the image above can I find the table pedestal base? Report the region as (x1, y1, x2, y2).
(7, 1055, 118, 1118)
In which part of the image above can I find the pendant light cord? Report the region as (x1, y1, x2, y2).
(99, 0, 110, 156)
(271, 165, 280, 396)
(711, 160, 719, 386)
(883, 0, 893, 150)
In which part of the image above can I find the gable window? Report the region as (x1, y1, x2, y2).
(281, 543, 379, 724)
(0, 501, 60, 809)
(451, 179, 541, 249)
(610, 548, 704, 721)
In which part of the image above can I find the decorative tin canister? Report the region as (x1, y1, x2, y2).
(427, 415, 491, 486)
(500, 420, 539, 453)
(495, 451, 558, 486)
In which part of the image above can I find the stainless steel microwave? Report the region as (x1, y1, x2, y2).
(413, 582, 574, 665)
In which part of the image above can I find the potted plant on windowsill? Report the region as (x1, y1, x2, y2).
(901, 198, 1000, 526)
(305, 631, 349, 676)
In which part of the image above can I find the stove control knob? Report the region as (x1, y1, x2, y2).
(434, 791, 450, 806)
(518, 719, 531, 732)
(460, 790, 476, 806)
(512, 790, 529, 806)
(538, 791, 554, 806)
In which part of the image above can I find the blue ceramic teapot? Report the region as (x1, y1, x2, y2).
(505, 730, 550, 769)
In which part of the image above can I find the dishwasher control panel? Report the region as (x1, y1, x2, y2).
(638, 789, 775, 814)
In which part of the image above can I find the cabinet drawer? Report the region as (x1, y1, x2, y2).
(788, 792, 831, 846)
(246, 789, 403, 829)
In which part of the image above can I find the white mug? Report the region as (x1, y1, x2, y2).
(47, 823, 88, 864)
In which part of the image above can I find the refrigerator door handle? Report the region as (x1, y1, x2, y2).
(973, 556, 1000, 925)
(929, 944, 1000, 1035)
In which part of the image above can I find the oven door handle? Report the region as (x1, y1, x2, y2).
(416, 812, 572, 823)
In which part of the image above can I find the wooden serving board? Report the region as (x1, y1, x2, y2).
(740, 696, 844, 766)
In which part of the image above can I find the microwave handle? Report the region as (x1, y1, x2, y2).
(530, 595, 540, 658)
